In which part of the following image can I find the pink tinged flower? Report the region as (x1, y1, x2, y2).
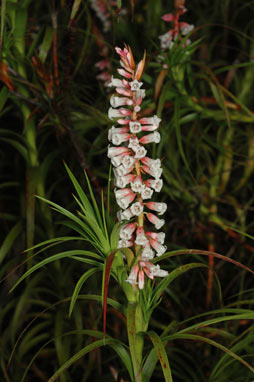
(142, 124, 159, 132)
(120, 222, 137, 240)
(117, 207, 134, 221)
(134, 105, 141, 112)
(149, 264, 168, 278)
(118, 239, 133, 248)
(138, 269, 144, 289)
(180, 22, 194, 35)
(113, 165, 132, 177)
(128, 137, 139, 150)
(115, 174, 135, 188)
(134, 146, 147, 159)
(139, 132, 161, 144)
(145, 178, 163, 192)
(129, 121, 142, 134)
(117, 118, 131, 125)
(107, 146, 130, 159)
(130, 79, 143, 91)
(117, 68, 133, 78)
(150, 238, 167, 256)
(141, 244, 154, 260)
(146, 201, 167, 215)
(108, 107, 129, 120)
(130, 201, 143, 216)
(141, 157, 161, 170)
(110, 95, 133, 108)
(139, 115, 161, 126)
(136, 89, 146, 99)
(143, 165, 163, 179)
(122, 155, 136, 169)
(161, 13, 175, 22)
(135, 227, 148, 245)
(95, 58, 110, 70)
(116, 87, 132, 97)
(108, 126, 129, 142)
(112, 132, 130, 145)
(141, 186, 153, 200)
(108, 76, 124, 88)
(147, 213, 165, 229)
(131, 176, 144, 193)
(146, 231, 165, 244)
(116, 192, 136, 209)
(115, 188, 132, 199)
(126, 264, 139, 285)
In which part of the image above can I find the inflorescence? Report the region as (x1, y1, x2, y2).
(108, 46, 168, 289)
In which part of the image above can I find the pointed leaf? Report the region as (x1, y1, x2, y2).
(147, 331, 173, 382)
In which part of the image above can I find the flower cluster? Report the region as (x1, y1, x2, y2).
(108, 46, 168, 289)
(159, 5, 194, 50)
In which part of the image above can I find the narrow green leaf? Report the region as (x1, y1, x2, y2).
(148, 331, 173, 382)
(10, 250, 103, 293)
(0, 221, 22, 265)
(38, 26, 54, 63)
(69, 268, 99, 317)
(47, 338, 120, 382)
(152, 263, 207, 305)
(163, 333, 254, 374)
(69, 0, 82, 24)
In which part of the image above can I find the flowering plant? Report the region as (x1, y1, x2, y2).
(9, 43, 254, 382)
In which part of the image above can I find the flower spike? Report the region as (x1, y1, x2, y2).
(108, 46, 168, 289)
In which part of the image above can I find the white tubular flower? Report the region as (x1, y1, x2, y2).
(147, 213, 165, 229)
(146, 202, 167, 215)
(130, 201, 143, 216)
(134, 146, 147, 159)
(108, 126, 129, 142)
(129, 121, 142, 134)
(139, 132, 161, 144)
(115, 188, 132, 198)
(115, 174, 135, 188)
(159, 31, 173, 50)
(108, 75, 125, 88)
(143, 165, 163, 179)
(139, 115, 161, 126)
(112, 132, 130, 145)
(181, 24, 194, 35)
(141, 157, 161, 170)
(131, 176, 144, 193)
(116, 192, 136, 209)
(135, 227, 148, 245)
(128, 137, 140, 150)
(120, 222, 137, 240)
(145, 178, 163, 192)
(150, 238, 167, 256)
(108, 146, 129, 158)
(141, 186, 153, 200)
(111, 154, 124, 167)
(108, 107, 131, 120)
(126, 265, 139, 284)
(118, 239, 133, 248)
(141, 244, 154, 260)
(113, 165, 132, 177)
(117, 207, 134, 221)
(136, 89, 146, 99)
(122, 155, 136, 169)
(110, 95, 133, 107)
(146, 231, 165, 244)
(149, 264, 168, 278)
(142, 124, 159, 132)
(130, 79, 143, 91)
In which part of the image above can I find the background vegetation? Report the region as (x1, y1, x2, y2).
(0, 0, 254, 381)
